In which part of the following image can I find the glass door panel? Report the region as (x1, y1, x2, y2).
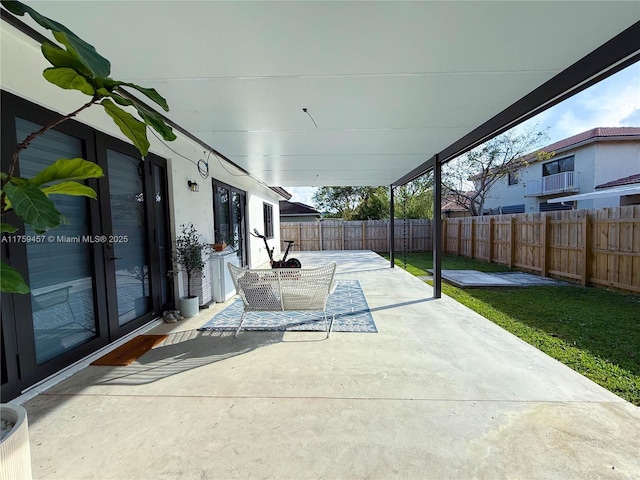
(106, 150, 150, 325)
(152, 164, 171, 308)
(17, 118, 98, 364)
(213, 181, 247, 266)
(215, 185, 230, 242)
(231, 191, 246, 265)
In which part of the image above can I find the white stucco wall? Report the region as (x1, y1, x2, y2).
(246, 194, 281, 268)
(1, 22, 285, 296)
(572, 146, 597, 210)
(591, 142, 640, 209)
(481, 174, 528, 211)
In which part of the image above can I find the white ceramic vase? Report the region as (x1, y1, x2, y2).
(0, 404, 32, 480)
(179, 296, 200, 318)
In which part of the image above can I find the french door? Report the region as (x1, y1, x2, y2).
(1, 92, 172, 400)
(213, 179, 247, 266)
(97, 138, 173, 338)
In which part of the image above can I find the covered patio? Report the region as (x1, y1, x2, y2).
(2, 3, 639, 477)
(23, 251, 639, 479)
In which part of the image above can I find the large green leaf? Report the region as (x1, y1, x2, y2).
(1, 1, 111, 78)
(110, 93, 134, 107)
(41, 181, 97, 199)
(43, 67, 95, 96)
(133, 103, 177, 141)
(101, 99, 150, 156)
(120, 83, 169, 111)
(41, 42, 91, 76)
(0, 262, 30, 294)
(102, 78, 124, 90)
(0, 223, 18, 233)
(112, 92, 175, 141)
(4, 181, 64, 233)
(29, 158, 103, 186)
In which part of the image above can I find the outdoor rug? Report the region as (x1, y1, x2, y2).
(91, 334, 168, 366)
(198, 280, 377, 333)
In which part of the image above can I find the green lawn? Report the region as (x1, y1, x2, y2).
(387, 252, 513, 275)
(385, 252, 640, 405)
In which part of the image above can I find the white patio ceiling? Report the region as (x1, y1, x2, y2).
(25, 1, 640, 187)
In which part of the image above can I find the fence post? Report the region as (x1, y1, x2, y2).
(341, 222, 345, 250)
(456, 220, 462, 255)
(298, 224, 302, 251)
(509, 216, 516, 268)
(441, 219, 447, 254)
(319, 222, 323, 251)
(470, 218, 476, 259)
(581, 214, 592, 287)
(541, 215, 550, 277)
(488, 217, 494, 262)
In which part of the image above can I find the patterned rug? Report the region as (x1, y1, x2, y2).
(198, 280, 377, 333)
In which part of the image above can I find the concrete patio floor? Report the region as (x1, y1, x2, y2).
(22, 251, 639, 479)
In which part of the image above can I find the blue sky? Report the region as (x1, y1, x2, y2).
(288, 62, 640, 206)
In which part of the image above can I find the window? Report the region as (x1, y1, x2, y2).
(501, 204, 525, 214)
(539, 201, 574, 212)
(542, 156, 574, 177)
(508, 171, 519, 185)
(263, 203, 274, 238)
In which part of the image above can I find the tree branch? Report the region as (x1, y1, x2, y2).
(6, 97, 99, 179)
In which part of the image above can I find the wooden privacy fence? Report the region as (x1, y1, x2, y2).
(281, 219, 433, 253)
(443, 205, 640, 294)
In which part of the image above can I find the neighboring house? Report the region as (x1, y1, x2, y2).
(442, 193, 472, 218)
(481, 128, 640, 214)
(279, 201, 322, 222)
(0, 19, 289, 400)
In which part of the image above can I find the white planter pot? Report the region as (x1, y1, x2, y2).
(179, 296, 200, 318)
(0, 404, 32, 480)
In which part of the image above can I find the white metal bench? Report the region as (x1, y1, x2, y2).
(227, 262, 337, 338)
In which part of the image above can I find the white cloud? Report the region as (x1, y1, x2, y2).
(621, 108, 640, 125)
(522, 63, 640, 143)
(287, 187, 318, 207)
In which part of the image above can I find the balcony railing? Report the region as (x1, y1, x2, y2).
(525, 171, 579, 197)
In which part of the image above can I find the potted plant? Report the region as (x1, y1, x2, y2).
(174, 223, 210, 317)
(0, 403, 32, 480)
(212, 228, 238, 252)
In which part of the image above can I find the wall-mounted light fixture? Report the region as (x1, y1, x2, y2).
(187, 180, 199, 192)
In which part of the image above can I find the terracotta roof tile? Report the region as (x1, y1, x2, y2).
(595, 173, 640, 189)
(530, 127, 640, 159)
(442, 193, 472, 211)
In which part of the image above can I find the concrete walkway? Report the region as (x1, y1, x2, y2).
(439, 270, 569, 287)
(23, 251, 639, 479)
